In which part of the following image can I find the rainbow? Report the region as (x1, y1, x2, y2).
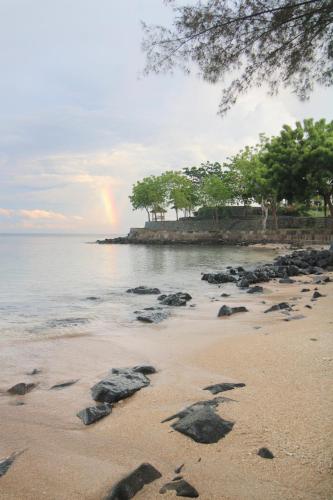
(101, 187, 118, 226)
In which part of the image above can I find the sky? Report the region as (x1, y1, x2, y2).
(0, 0, 332, 235)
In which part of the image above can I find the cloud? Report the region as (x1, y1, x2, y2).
(19, 209, 67, 220)
(0, 208, 14, 216)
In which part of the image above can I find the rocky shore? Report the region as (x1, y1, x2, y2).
(0, 247, 332, 499)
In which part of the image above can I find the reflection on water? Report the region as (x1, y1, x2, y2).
(0, 234, 276, 340)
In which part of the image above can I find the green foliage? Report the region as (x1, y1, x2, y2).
(142, 1, 333, 115)
(129, 176, 167, 221)
(129, 117, 333, 225)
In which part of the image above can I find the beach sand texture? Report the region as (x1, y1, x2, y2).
(0, 277, 332, 499)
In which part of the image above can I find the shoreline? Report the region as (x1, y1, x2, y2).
(0, 254, 333, 498)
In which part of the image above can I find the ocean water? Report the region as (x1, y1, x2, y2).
(0, 234, 276, 340)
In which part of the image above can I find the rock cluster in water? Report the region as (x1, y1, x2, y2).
(158, 292, 192, 306)
(127, 286, 161, 295)
(202, 249, 333, 288)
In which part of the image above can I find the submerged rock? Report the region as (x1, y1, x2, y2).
(283, 314, 306, 322)
(301, 288, 310, 292)
(77, 403, 112, 425)
(257, 447, 274, 459)
(26, 368, 41, 376)
(203, 382, 245, 394)
(105, 463, 162, 500)
(218, 305, 248, 317)
(247, 286, 263, 294)
(136, 311, 169, 323)
(127, 286, 161, 295)
(50, 379, 79, 390)
(220, 293, 230, 297)
(91, 368, 153, 404)
(158, 292, 192, 307)
(7, 383, 36, 395)
(279, 278, 296, 284)
(264, 302, 291, 313)
(160, 479, 199, 498)
(162, 398, 234, 444)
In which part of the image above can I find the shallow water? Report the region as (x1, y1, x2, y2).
(0, 234, 276, 340)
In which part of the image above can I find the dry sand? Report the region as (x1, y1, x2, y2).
(0, 276, 332, 499)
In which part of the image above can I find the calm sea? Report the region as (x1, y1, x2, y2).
(0, 234, 276, 340)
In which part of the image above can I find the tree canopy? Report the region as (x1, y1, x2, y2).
(129, 118, 333, 227)
(142, 0, 333, 115)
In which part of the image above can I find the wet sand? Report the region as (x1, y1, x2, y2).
(0, 276, 332, 499)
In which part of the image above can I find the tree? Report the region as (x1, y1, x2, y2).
(129, 176, 167, 221)
(301, 118, 333, 216)
(162, 171, 197, 219)
(201, 174, 233, 221)
(183, 161, 223, 186)
(227, 145, 281, 230)
(142, 0, 333, 115)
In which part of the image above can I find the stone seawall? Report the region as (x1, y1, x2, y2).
(144, 216, 333, 232)
(128, 227, 333, 245)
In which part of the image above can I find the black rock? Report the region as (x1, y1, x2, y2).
(86, 296, 100, 301)
(162, 398, 234, 444)
(50, 379, 79, 390)
(312, 291, 325, 299)
(202, 272, 237, 284)
(0, 451, 23, 478)
(7, 383, 36, 395)
(301, 288, 310, 292)
(172, 476, 183, 481)
(26, 368, 41, 376)
(111, 365, 157, 375)
(220, 293, 230, 297)
(203, 382, 245, 394)
(218, 305, 248, 317)
(158, 292, 192, 307)
(136, 311, 169, 323)
(126, 286, 161, 295)
(257, 447, 274, 459)
(174, 464, 184, 474)
(172, 407, 234, 444)
(160, 479, 199, 498)
(305, 304, 312, 309)
(91, 368, 152, 403)
(247, 286, 263, 294)
(264, 302, 291, 313)
(105, 463, 162, 500)
(77, 403, 112, 425)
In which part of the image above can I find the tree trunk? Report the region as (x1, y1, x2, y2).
(261, 200, 268, 232)
(323, 195, 327, 217)
(271, 202, 278, 230)
(325, 194, 333, 217)
(175, 208, 179, 220)
(146, 208, 150, 222)
(215, 207, 219, 223)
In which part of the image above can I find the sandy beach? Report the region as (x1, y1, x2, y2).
(0, 273, 332, 500)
